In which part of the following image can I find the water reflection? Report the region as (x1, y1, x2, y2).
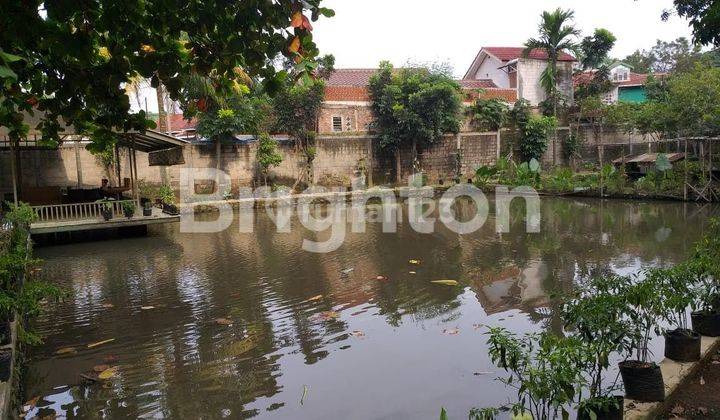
(26, 197, 717, 419)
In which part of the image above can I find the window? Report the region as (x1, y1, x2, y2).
(332, 116, 342, 132)
(613, 69, 629, 82)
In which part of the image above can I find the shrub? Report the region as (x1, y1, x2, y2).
(519, 116, 556, 162)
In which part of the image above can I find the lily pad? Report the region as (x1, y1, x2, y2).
(55, 347, 77, 356)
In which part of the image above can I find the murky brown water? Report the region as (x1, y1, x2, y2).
(25, 197, 718, 419)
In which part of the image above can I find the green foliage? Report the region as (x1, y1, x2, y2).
(669, 2, 720, 46)
(486, 327, 586, 420)
(542, 167, 575, 193)
(473, 165, 498, 188)
(623, 38, 706, 73)
(0, 204, 63, 345)
(519, 116, 557, 162)
(666, 64, 720, 137)
(368, 61, 462, 153)
(468, 97, 509, 131)
(257, 133, 283, 186)
(579, 29, 617, 70)
(469, 407, 500, 420)
(508, 99, 532, 130)
(158, 185, 176, 205)
(121, 201, 136, 213)
(0, 1, 333, 149)
(562, 132, 583, 160)
(271, 79, 326, 139)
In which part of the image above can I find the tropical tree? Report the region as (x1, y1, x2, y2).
(0, 1, 333, 148)
(368, 62, 462, 183)
(664, 1, 720, 47)
(524, 8, 580, 117)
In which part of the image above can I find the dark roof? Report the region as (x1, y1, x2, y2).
(483, 47, 576, 62)
(118, 129, 190, 153)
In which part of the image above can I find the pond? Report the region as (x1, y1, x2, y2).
(25, 197, 718, 419)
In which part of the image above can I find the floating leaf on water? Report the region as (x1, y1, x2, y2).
(409, 259, 421, 265)
(473, 371, 493, 375)
(55, 347, 77, 356)
(431, 280, 458, 286)
(301, 295, 323, 303)
(87, 338, 115, 349)
(375, 275, 388, 281)
(141, 306, 155, 310)
(409, 271, 416, 275)
(442, 328, 460, 335)
(341, 268, 354, 275)
(93, 364, 110, 373)
(700, 375, 706, 385)
(98, 366, 119, 380)
(214, 318, 233, 326)
(350, 330, 365, 338)
(101, 303, 114, 309)
(300, 385, 308, 406)
(316, 311, 340, 321)
(80, 373, 99, 383)
(473, 324, 484, 330)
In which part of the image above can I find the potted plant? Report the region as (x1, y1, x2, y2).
(485, 327, 586, 420)
(142, 201, 153, 217)
(689, 220, 720, 336)
(618, 272, 665, 402)
(98, 200, 114, 221)
(122, 201, 135, 218)
(159, 185, 179, 215)
(562, 274, 630, 419)
(649, 265, 701, 362)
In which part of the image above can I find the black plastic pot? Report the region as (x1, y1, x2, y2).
(664, 328, 701, 362)
(102, 208, 113, 221)
(577, 396, 624, 420)
(142, 206, 153, 217)
(123, 208, 134, 218)
(162, 203, 179, 216)
(0, 320, 10, 346)
(619, 360, 664, 402)
(0, 350, 11, 382)
(692, 311, 720, 337)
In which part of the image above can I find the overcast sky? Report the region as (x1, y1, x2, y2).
(312, 0, 695, 77)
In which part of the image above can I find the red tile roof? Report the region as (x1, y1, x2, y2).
(165, 114, 197, 131)
(464, 88, 517, 103)
(326, 69, 379, 86)
(325, 86, 370, 102)
(458, 79, 498, 89)
(573, 71, 667, 87)
(483, 47, 576, 62)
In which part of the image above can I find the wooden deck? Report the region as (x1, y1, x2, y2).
(30, 208, 179, 234)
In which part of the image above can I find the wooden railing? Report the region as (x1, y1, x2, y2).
(31, 200, 138, 223)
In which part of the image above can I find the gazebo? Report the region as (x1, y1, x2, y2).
(1, 129, 188, 233)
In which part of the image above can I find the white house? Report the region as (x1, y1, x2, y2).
(462, 47, 577, 106)
(574, 62, 660, 104)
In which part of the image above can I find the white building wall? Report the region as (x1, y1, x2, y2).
(473, 55, 510, 88)
(517, 59, 574, 106)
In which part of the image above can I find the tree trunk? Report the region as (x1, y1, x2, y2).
(215, 139, 222, 194)
(394, 149, 402, 185)
(156, 83, 171, 132)
(9, 134, 20, 204)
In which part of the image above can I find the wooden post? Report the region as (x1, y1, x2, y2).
(74, 140, 83, 188)
(114, 144, 122, 188)
(128, 144, 135, 201)
(9, 136, 19, 205)
(132, 144, 139, 203)
(366, 137, 373, 188)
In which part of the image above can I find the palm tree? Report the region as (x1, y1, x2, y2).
(524, 8, 580, 117)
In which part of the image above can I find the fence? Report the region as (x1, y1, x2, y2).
(31, 199, 138, 223)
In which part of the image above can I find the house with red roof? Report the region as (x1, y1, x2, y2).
(574, 62, 662, 104)
(320, 68, 518, 134)
(462, 47, 577, 107)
